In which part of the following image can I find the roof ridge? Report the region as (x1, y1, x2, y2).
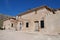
(18, 5, 54, 16)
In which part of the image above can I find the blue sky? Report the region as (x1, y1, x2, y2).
(0, 0, 60, 16)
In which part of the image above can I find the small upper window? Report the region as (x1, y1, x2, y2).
(34, 21, 39, 23)
(20, 23, 22, 25)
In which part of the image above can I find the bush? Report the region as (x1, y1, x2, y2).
(0, 27, 4, 30)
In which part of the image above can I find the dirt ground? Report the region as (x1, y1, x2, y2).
(0, 30, 60, 40)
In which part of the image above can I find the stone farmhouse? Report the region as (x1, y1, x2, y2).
(2, 6, 60, 34)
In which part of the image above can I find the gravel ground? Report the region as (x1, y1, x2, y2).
(0, 30, 60, 40)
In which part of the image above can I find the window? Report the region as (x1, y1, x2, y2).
(26, 22, 29, 28)
(11, 23, 13, 27)
(41, 20, 44, 28)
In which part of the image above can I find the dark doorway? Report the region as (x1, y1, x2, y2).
(11, 23, 13, 27)
(26, 22, 29, 28)
(41, 20, 44, 28)
(20, 22, 22, 30)
(34, 21, 39, 31)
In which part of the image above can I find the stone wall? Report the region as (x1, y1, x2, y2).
(17, 8, 53, 32)
(45, 10, 60, 34)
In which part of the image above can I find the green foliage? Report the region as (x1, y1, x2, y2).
(0, 20, 3, 30)
(0, 27, 4, 30)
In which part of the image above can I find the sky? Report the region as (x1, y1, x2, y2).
(0, 0, 60, 16)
